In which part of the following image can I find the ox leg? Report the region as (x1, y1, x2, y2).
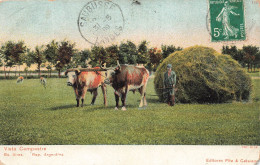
(143, 85, 148, 107)
(121, 87, 128, 111)
(138, 86, 147, 108)
(121, 93, 127, 111)
(101, 84, 107, 107)
(74, 88, 80, 107)
(81, 87, 88, 107)
(76, 99, 80, 107)
(138, 87, 144, 108)
(91, 89, 98, 105)
(81, 98, 84, 107)
(143, 92, 147, 106)
(114, 92, 119, 110)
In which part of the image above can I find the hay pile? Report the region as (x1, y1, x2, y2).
(154, 46, 252, 103)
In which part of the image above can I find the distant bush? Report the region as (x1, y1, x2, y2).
(154, 46, 252, 103)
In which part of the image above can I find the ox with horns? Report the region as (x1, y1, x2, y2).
(65, 67, 107, 107)
(103, 61, 149, 111)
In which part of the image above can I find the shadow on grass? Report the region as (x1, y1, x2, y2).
(50, 104, 77, 111)
(146, 98, 161, 103)
(83, 104, 141, 111)
(50, 104, 104, 113)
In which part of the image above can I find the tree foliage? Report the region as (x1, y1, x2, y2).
(0, 50, 3, 67)
(1, 41, 26, 68)
(161, 45, 182, 59)
(118, 41, 137, 64)
(90, 46, 107, 67)
(222, 45, 260, 72)
(70, 49, 90, 68)
(56, 40, 76, 77)
(44, 40, 59, 65)
(1, 41, 26, 77)
(137, 40, 149, 64)
(30, 45, 46, 76)
(242, 45, 259, 72)
(148, 47, 163, 71)
(23, 49, 34, 68)
(105, 45, 119, 67)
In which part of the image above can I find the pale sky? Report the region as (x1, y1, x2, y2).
(0, 0, 260, 52)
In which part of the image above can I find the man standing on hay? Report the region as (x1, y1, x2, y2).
(163, 64, 176, 106)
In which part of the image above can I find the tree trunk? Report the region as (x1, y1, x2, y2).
(50, 70, 52, 78)
(26, 71, 28, 79)
(18, 65, 20, 76)
(4, 65, 6, 79)
(38, 64, 41, 77)
(58, 70, 61, 78)
(8, 67, 10, 78)
(247, 63, 250, 72)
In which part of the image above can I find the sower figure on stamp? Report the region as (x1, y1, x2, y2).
(163, 64, 176, 106)
(216, 1, 240, 40)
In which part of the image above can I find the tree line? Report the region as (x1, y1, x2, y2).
(222, 45, 260, 72)
(0, 39, 259, 79)
(0, 40, 182, 78)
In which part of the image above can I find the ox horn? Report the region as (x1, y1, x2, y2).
(79, 68, 107, 72)
(64, 68, 80, 75)
(116, 60, 121, 70)
(99, 62, 115, 71)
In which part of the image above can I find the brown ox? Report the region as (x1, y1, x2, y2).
(65, 67, 107, 107)
(104, 63, 149, 110)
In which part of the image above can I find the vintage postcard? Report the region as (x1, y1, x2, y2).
(0, 0, 259, 164)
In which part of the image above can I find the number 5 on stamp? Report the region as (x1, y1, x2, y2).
(208, 0, 246, 42)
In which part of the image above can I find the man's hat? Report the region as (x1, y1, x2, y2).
(167, 64, 172, 68)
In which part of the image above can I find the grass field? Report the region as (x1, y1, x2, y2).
(0, 76, 259, 145)
(247, 71, 260, 77)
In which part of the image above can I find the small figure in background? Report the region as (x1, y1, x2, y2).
(163, 64, 176, 106)
(40, 77, 47, 89)
(17, 76, 24, 84)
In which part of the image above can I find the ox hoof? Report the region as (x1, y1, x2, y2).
(121, 107, 127, 111)
(115, 107, 119, 110)
(138, 106, 146, 110)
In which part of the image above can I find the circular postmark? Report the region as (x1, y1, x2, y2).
(78, 0, 124, 45)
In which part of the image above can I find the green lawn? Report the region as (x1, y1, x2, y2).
(0, 77, 259, 145)
(248, 71, 260, 77)
(243, 68, 259, 77)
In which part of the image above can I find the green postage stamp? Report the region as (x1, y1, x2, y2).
(209, 0, 246, 42)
